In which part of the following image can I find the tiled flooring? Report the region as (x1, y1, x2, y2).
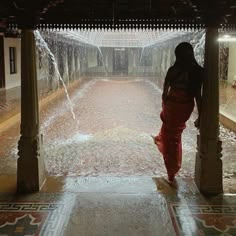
(0, 177, 236, 235)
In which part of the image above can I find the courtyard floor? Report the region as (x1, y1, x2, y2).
(0, 77, 236, 235)
(0, 77, 235, 190)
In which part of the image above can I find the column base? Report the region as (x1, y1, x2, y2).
(17, 135, 45, 193)
(194, 137, 223, 195)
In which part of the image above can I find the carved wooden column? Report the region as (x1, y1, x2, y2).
(195, 27, 223, 195)
(17, 29, 45, 193)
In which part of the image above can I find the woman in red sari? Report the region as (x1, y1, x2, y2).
(153, 42, 204, 183)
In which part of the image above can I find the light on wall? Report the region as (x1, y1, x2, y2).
(218, 34, 236, 42)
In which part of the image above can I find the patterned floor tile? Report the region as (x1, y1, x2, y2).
(169, 203, 236, 236)
(0, 202, 66, 236)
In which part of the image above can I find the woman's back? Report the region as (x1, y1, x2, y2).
(167, 61, 204, 96)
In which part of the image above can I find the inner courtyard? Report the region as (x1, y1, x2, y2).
(0, 0, 236, 235)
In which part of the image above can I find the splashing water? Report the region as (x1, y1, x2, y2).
(34, 30, 80, 129)
(220, 124, 236, 144)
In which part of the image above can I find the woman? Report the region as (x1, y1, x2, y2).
(153, 42, 204, 184)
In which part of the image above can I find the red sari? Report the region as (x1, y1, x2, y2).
(154, 88, 194, 181)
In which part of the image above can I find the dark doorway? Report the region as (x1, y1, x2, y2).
(113, 48, 128, 75)
(0, 36, 5, 88)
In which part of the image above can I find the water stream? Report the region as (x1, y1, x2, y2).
(34, 30, 80, 129)
(97, 46, 108, 76)
(139, 47, 145, 65)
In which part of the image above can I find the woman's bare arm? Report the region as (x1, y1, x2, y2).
(195, 88, 202, 116)
(162, 69, 171, 102)
(194, 69, 204, 128)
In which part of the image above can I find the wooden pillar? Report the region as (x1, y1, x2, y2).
(0, 35, 5, 88)
(17, 29, 45, 193)
(195, 27, 223, 195)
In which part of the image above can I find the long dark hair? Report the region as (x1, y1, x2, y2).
(174, 42, 197, 69)
(174, 42, 203, 95)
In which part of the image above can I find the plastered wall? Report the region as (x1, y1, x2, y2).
(227, 42, 236, 84)
(4, 37, 21, 89)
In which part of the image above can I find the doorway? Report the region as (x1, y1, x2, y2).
(113, 48, 128, 75)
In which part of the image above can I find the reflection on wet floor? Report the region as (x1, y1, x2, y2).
(0, 176, 236, 236)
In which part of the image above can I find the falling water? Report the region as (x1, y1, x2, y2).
(97, 46, 108, 76)
(139, 47, 145, 65)
(139, 46, 147, 76)
(34, 30, 80, 128)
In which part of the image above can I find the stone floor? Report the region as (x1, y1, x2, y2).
(0, 176, 236, 236)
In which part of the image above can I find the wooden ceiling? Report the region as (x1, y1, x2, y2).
(0, 0, 235, 30)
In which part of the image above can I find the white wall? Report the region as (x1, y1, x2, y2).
(227, 42, 236, 84)
(4, 37, 21, 89)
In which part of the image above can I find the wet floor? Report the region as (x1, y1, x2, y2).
(1, 176, 236, 235)
(0, 78, 236, 190)
(41, 78, 199, 177)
